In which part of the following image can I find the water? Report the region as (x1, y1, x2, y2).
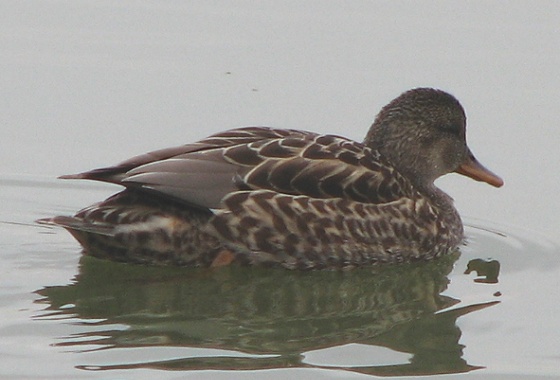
(1, 176, 559, 379)
(2, 2, 560, 378)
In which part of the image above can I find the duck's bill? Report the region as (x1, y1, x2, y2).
(455, 150, 504, 188)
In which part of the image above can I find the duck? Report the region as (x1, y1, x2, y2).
(39, 88, 503, 269)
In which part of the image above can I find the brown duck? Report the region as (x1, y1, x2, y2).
(39, 88, 503, 269)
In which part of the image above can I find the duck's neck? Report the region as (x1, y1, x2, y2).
(415, 182, 465, 248)
(417, 182, 457, 214)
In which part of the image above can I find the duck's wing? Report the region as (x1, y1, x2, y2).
(62, 127, 412, 209)
(61, 127, 300, 183)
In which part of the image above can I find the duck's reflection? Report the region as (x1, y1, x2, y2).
(465, 258, 501, 283)
(36, 252, 497, 376)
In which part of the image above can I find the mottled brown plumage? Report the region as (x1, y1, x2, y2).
(38, 88, 503, 269)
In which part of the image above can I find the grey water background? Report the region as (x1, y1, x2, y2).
(1, 2, 560, 379)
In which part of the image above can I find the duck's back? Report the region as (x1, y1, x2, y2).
(64, 127, 414, 208)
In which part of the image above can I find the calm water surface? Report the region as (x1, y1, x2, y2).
(1, 175, 559, 379)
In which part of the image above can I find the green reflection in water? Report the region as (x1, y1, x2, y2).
(36, 252, 497, 376)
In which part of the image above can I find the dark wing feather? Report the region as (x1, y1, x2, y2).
(61, 126, 413, 209)
(61, 127, 309, 182)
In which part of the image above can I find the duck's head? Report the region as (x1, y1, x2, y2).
(365, 88, 503, 189)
